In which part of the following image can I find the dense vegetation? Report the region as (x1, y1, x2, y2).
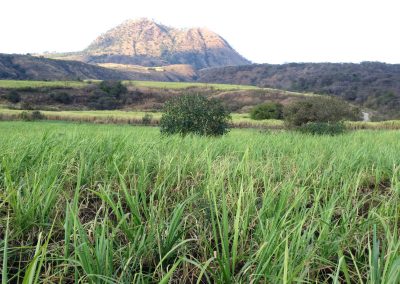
(0, 80, 310, 112)
(0, 121, 399, 283)
(297, 122, 347, 136)
(250, 102, 283, 120)
(283, 96, 360, 127)
(160, 94, 231, 136)
(199, 62, 400, 118)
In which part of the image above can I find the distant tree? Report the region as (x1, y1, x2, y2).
(298, 121, 346, 136)
(89, 95, 120, 110)
(250, 102, 283, 120)
(99, 80, 127, 99)
(141, 113, 153, 125)
(160, 94, 231, 136)
(20, 101, 34, 110)
(283, 96, 360, 128)
(19, 110, 45, 121)
(4, 91, 21, 103)
(88, 87, 121, 110)
(50, 92, 72, 104)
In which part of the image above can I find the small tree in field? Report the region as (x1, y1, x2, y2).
(283, 96, 360, 135)
(160, 94, 231, 136)
(250, 102, 283, 120)
(284, 96, 360, 127)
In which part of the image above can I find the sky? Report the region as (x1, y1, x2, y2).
(1, 0, 399, 64)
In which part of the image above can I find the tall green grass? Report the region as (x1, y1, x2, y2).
(0, 121, 399, 283)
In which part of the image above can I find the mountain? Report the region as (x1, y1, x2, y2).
(0, 53, 197, 81)
(47, 18, 250, 69)
(199, 62, 400, 118)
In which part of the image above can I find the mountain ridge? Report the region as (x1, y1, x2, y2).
(46, 18, 250, 69)
(0, 53, 197, 81)
(199, 62, 400, 118)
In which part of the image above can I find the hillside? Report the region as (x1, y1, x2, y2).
(0, 54, 197, 81)
(0, 80, 311, 113)
(46, 18, 250, 69)
(199, 62, 400, 117)
(0, 53, 128, 80)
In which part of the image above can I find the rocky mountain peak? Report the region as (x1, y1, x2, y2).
(82, 18, 250, 69)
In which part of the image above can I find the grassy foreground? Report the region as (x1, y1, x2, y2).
(0, 122, 399, 283)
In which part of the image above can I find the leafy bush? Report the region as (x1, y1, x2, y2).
(4, 91, 21, 103)
(20, 101, 34, 110)
(88, 90, 120, 110)
(283, 96, 360, 127)
(87, 81, 127, 110)
(50, 92, 72, 104)
(142, 113, 153, 125)
(298, 122, 346, 135)
(99, 81, 127, 99)
(31, 110, 45, 120)
(160, 94, 231, 136)
(90, 96, 120, 110)
(19, 111, 45, 121)
(250, 102, 283, 120)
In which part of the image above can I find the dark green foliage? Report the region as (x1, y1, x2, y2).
(50, 92, 72, 104)
(88, 81, 127, 110)
(250, 102, 283, 120)
(283, 96, 360, 127)
(4, 91, 21, 103)
(99, 80, 127, 99)
(160, 94, 231, 136)
(142, 113, 153, 125)
(31, 110, 45, 120)
(19, 111, 45, 121)
(298, 122, 346, 135)
(89, 95, 120, 110)
(20, 101, 34, 110)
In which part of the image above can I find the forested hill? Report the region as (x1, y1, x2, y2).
(199, 62, 400, 117)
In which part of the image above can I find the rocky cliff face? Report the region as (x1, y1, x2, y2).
(80, 18, 250, 69)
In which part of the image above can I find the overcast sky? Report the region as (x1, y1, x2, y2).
(1, 0, 399, 64)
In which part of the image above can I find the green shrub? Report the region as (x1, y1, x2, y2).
(99, 80, 127, 99)
(142, 113, 153, 125)
(20, 101, 34, 110)
(160, 94, 231, 136)
(250, 102, 283, 120)
(284, 96, 360, 127)
(19, 111, 30, 121)
(88, 90, 120, 110)
(50, 92, 72, 104)
(91, 96, 120, 110)
(31, 110, 45, 120)
(4, 91, 21, 103)
(19, 111, 45, 121)
(298, 122, 346, 135)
